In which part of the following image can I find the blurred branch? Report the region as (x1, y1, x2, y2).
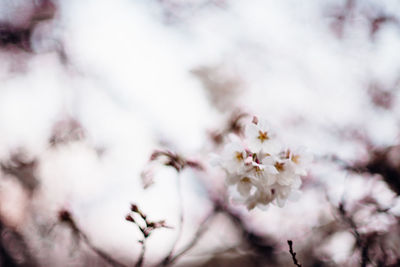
(1, 152, 39, 195)
(322, 146, 400, 197)
(209, 110, 248, 145)
(287, 240, 302, 267)
(149, 150, 203, 173)
(163, 174, 185, 264)
(337, 202, 370, 267)
(362, 146, 400, 195)
(58, 210, 127, 267)
(0, 220, 37, 267)
(0, 0, 56, 52)
(135, 239, 146, 267)
(162, 197, 278, 265)
(162, 209, 218, 266)
(220, 205, 277, 264)
(0, 222, 19, 267)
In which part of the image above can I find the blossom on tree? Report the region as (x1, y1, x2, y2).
(217, 117, 311, 210)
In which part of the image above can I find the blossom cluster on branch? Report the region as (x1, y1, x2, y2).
(218, 117, 311, 210)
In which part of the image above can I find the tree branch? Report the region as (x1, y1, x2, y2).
(287, 240, 302, 267)
(161, 209, 218, 266)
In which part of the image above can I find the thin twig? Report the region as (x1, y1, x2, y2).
(287, 240, 302, 267)
(126, 204, 172, 267)
(163, 175, 185, 263)
(80, 232, 128, 267)
(162, 210, 218, 265)
(135, 239, 146, 267)
(219, 203, 276, 262)
(58, 210, 127, 267)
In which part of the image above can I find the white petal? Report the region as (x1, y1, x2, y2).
(237, 180, 252, 197)
(260, 174, 277, 186)
(291, 176, 302, 189)
(226, 174, 241, 185)
(245, 123, 259, 139)
(261, 140, 281, 154)
(256, 203, 270, 211)
(277, 174, 293, 186)
(276, 196, 287, 207)
(264, 165, 279, 175)
(257, 120, 271, 132)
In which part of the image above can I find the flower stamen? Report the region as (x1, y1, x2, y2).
(274, 162, 285, 172)
(241, 177, 251, 183)
(235, 152, 244, 161)
(257, 130, 269, 143)
(291, 155, 300, 164)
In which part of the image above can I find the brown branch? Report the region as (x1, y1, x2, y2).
(162, 199, 278, 266)
(126, 204, 172, 267)
(219, 203, 276, 262)
(1, 152, 39, 194)
(135, 239, 146, 267)
(163, 175, 185, 263)
(149, 150, 203, 173)
(0, 220, 37, 267)
(58, 210, 127, 267)
(81, 233, 128, 267)
(337, 202, 370, 267)
(287, 240, 302, 267)
(161, 209, 218, 266)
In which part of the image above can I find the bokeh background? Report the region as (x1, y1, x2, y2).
(1, 0, 400, 266)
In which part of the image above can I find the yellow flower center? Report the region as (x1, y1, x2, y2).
(274, 162, 285, 172)
(291, 155, 300, 164)
(235, 152, 244, 161)
(241, 177, 251, 183)
(257, 130, 269, 143)
(254, 165, 263, 173)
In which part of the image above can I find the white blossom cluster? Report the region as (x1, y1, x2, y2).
(219, 119, 311, 210)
